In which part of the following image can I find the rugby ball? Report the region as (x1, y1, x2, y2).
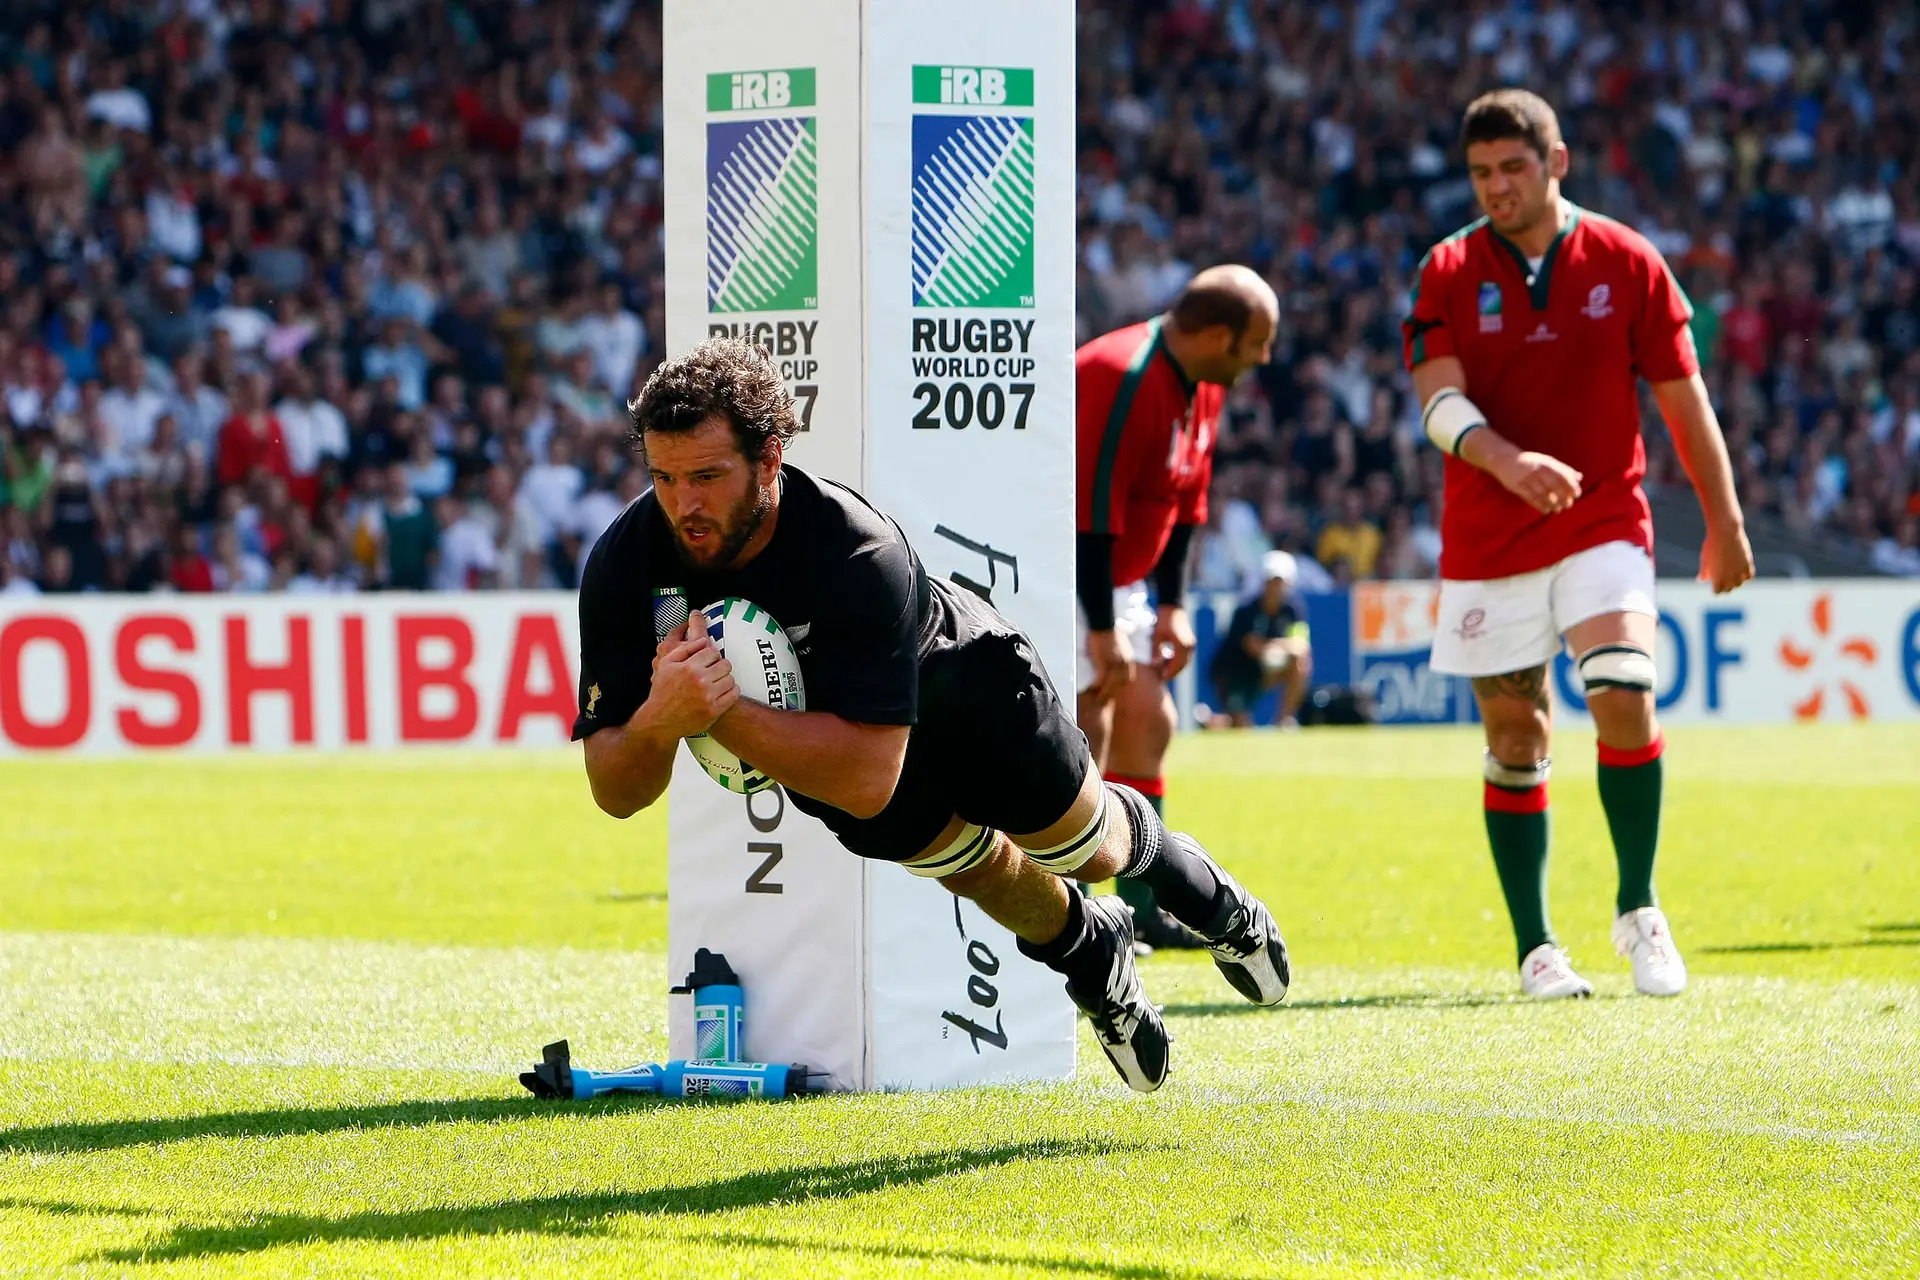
(685, 597, 807, 794)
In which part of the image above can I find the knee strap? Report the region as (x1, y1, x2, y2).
(1018, 786, 1110, 875)
(1484, 752, 1550, 789)
(901, 822, 999, 879)
(1578, 643, 1656, 694)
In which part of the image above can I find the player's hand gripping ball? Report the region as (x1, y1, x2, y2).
(686, 597, 807, 794)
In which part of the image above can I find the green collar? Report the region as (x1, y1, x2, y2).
(1152, 315, 1199, 398)
(1490, 204, 1582, 312)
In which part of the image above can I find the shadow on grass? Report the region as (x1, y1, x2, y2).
(0, 1197, 158, 1218)
(1700, 937, 1920, 955)
(1164, 990, 1527, 1017)
(682, 1229, 1254, 1280)
(0, 1094, 666, 1157)
(93, 1139, 1140, 1263)
(1866, 922, 1920, 933)
(596, 889, 666, 904)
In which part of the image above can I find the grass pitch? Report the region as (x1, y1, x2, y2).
(3, 725, 1917, 1278)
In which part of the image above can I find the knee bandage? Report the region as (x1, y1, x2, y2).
(1578, 644, 1657, 694)
(901, 822, 999, 879)
(1018, 786, 1111, 876)
(1483, 753, 1551, 789)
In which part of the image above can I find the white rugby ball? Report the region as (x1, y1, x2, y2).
(685, 597, 807, 794)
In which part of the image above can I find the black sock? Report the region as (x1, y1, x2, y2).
(1110, 784, 1162, 917)
(1109, 782, 1222, 928)
(1016, 884, 1107, 987)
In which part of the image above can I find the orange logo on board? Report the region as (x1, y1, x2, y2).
(1778, 593, 1877, 720)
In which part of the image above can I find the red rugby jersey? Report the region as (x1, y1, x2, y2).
(1076, 318, 1223, 585)
(1401, 206, 1697, 581)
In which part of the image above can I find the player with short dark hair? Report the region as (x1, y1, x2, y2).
(1075, 265, 1279, 949)
(1403, 89, 1754, 999)
(574, 337, 1292, 1091)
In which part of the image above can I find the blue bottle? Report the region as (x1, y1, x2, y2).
(671, 948, 744, 1063)
(658, 1059, 818, 1099)
(520, 1041, 823, 1101)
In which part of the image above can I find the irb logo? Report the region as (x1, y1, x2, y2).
(912, 65, 1034, 109)
(940, 66, 1007, 105)
(733, 71, 792, 110)
(707, 68, 817, 114)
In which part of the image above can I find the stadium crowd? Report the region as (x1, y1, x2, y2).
(0, 0, 1917, 599)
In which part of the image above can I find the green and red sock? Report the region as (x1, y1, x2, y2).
(1598, 732, 1665, 915)
(1484, 772, 1554, 965)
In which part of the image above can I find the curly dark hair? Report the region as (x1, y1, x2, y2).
(626, 338, 800, 461)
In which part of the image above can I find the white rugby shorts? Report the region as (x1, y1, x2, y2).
(1075, 582, 1157, 693)
(1428, 540, 1657, 678)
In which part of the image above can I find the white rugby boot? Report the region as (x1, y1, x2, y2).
(1613, 906, 1687, 996)
(1519, 943, 1594, 999)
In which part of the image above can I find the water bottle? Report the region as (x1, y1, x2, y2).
(671, 948, 744, 1063)
(658, 1059, 818, 1099)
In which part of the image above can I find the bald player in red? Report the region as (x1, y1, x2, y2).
(1076, 266, 1279, 949)
(1403, 90, 1753, 1001)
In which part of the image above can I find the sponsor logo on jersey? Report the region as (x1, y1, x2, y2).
(1581, 283, 1614, 319)
(910, 66, 1036, 309)
(706, 70, 819, 314)
(1478, 281, 1502, 332)
(1524, 321, 1558, 343)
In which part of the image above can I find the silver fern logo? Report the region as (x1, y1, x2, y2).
(910, 114, 1035, 309)
(707, 117, 819, 313)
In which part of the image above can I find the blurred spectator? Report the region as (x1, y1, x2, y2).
(380, 463, 439, 591)
(166, 353, 230, 459)
(581, 280, 646, 399)
(136, 265, 210, 362)
(1871, 515, 1920, 576)
(405, 430, 456, 501)
(211, 277, 272, 356)
(571, 461, 647, 582)
(39, 543, 77, 594)
(0, 551, 36, 596)
(273, 365, 348, 509)
(215, 373, 292, 490)
(431, 493, 501, 591)
(168, 521, 213, 594)
(44, 454, 105, 590)
(519, 432, 585, 580)
(456, 201, 521, 301)
(210, 523, 270, 594)
(1316, 489, 1382, 582)
(288, 536, 358, 595)
(432, 284, 507, 388)
(362, 318, 434, 412)
(98, 351, 168, 462)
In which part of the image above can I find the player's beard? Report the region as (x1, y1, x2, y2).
(671, 479, 774, 572)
